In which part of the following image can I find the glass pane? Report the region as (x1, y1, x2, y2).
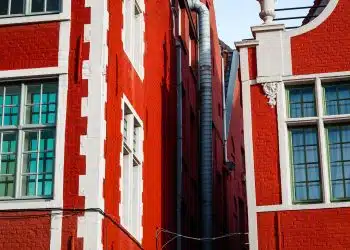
(332, 180, 344, 199)
(303, 102, 316, 117)
(331, 162, 343, 180)
(10, 0, 24, 14)
(24, 131, 39, 152)
(328, 127, 340, 144)
(40, 130, 55, 151)
(344, 162, 350, 179)
(342, 143, 350, 161)
(31, 0, 44, 12)
(342, 126, 350, 143)
(22, 175, 36, 196)
(294, 166, 306, 182)
(326, 100, 338, 115)
(23, 153, 38, 173)
(303, 88, 314, 102)
(292, 130, 304, 146)
(339, 100, 350, 114)
(41, 85, 57, 124)
(38, 152, 54, 173)
(325, 86, 337, 101)
(293, 147, 304, 164)
(306, 146, 318, 163)
(26, 86, 41, 124)
(0, 0, 9, 15)
(37, 174, 53, 196)
(295, 183, 307, 201)
(305, 130, 317, 145)
(4, 87, 20, 126)
(289, 89, 301, 103)
(338, 85, 350, 99)
(0, 176, 14, 197)
(47, 0, 60, 11)
(307, 164, 320, 182)
(346, 180, 350, 198)
(308, 183, 321, 200)
(290, 103, 302, 118)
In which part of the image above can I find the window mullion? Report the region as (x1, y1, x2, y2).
(15, 84, 26, 198)
(8, 0, 11, 15)
(39, 83, 43, 125)
(2, 87, 6, 127)
(44, 0, 47, 12)
(26, 0, 32, 15)
(316, 77, 330, 203)
(35, 130, 41, 196)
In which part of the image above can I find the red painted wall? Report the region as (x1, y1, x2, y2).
(292, 0, 350, 75)
(0, 23, 59, 70)
(258, 208, 350, 250)
(251, 85, 281, 206)
(61, 0, 90, 249)
(0, 211, 51, 250)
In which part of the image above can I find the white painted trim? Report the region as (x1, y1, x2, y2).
(119, 94, 144, 243)
(256, 201, 350, 212)
(286, 0, 339, 38)
(277, 82, 292, 205)
(234, 40, 259, 49)
(283, 71, 350, 82)
(77, 0, 108, 249)
(238, 48, 250, 82)
(0, 67, 67, 80)
(251, 23, 285, 33)
(50, 74, 68, 250)
(0, 0, 71, 26)
(242, 80, 258, 250)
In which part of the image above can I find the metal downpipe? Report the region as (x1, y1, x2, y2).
(188, 1, 213, 250)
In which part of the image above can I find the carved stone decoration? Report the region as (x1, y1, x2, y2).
(262, 82, 278, 107)
(257, 0, 276, 24)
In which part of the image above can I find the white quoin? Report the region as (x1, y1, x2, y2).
(258, 0, 276, 24)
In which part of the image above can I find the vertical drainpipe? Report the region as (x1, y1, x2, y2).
(172, 0, 183, 249)
(176, 39, 183, 250)
(187, 1, 213, 249)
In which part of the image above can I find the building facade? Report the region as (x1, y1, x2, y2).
(236, 0, 350, 249)
(0, 0, 246, 249)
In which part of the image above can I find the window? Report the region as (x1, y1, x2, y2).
(0, 80, 57, 199)
(287, 86, 316, 118)
(324, 84, 350, 115)
(285, 80, 350, 204)
(327, 125, 350, 200)
(0, 0, 60, 17)
(122, 0, 145, 79)
(120, 98, 143, 242)
(290, 128, 321, 202)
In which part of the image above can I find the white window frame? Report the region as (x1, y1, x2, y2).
(119, 95, 144, 242)
(0, 72, 67, 211)
(122, 0, 145, 80)
(277, 74, 350, 208)
(0, 0, 70, 26)
(0, 79, 59, 200)
(0, 0, 61, 17)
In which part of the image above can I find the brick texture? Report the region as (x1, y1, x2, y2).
(248, 47, 257, 80)
(292, 0, 350, 75)
(251, 85, 282, 206)
(0, 23, 59, 70)
(0, 211, 51, 250)
(258, 208, 350, 250)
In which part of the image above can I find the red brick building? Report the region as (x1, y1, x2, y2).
(0, 0, 246, 249)
(236, 0, 350, 249)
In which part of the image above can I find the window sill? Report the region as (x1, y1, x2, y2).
(0, 197, 60, 210)
(0, 13, 70, 26)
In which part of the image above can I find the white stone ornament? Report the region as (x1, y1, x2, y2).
(257, 0, 276, 24)
(262, 82, 278, 107)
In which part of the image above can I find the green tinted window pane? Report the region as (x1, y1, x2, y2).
(38, 152, 54, 173)
(40, 130, 55, 151)
(23, 153, 38, 173)
(47, 0, 60, 11)
(37, 174, 53, 196)
(22, 175, 36, 196)
(24, 131, 38, 151)
(10, 0, 24, 14)
(2, 133, 16, 153)
(1, 155, 16, 175)
(0, 0, 9, 15)
(3, 87, 20, 126)
(31, 0, 44, 12)
(0, 176, 14, 197)
(42, 85, 57, 124)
